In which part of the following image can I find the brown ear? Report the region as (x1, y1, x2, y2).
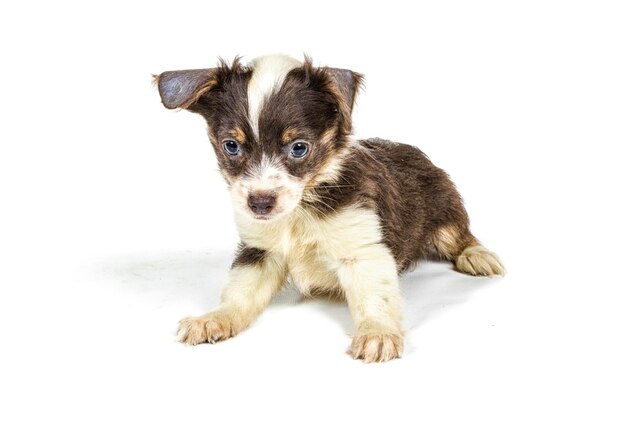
(154, 68, 218, 109)
(325, 68, 364, 115)
(325, 68, 364, 133)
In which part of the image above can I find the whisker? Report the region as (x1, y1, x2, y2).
(304, 184, 355, 189)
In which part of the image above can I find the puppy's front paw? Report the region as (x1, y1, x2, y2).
(349, 331, 404, 363)
(177, 311, 238, 345)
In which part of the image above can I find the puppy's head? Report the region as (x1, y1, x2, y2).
(155, 55, 362, 221)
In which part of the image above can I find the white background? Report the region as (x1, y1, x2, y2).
(1, 1, 625, 425)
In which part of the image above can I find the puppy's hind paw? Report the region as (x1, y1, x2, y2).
(177, 312, 236, 345)
(349, 332, 404, 363)
(455, 245, 506, 276)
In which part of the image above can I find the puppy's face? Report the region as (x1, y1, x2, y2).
(156, 55, 361, 221)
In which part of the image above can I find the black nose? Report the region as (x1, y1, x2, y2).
(248, 194, 276, 215)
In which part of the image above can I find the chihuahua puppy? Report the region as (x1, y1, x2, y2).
(155, 54, 504, 362)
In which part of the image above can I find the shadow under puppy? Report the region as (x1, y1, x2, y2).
(154, 54, 504, 362)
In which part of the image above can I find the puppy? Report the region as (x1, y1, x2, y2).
(154, 54, 504, 362)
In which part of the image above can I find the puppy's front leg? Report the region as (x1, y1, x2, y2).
(338, 244, 404, 362)
(178, 247, 285, 345)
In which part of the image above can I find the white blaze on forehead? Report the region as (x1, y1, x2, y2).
(248, 154, 287, 190)
(247, 54, 302, 138)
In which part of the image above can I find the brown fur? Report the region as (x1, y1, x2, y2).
(281, 127, 298, 144)
(228, 127, 247, 144)
(231, 244, 266, 268)
(157, 58, 361, 183)
(300, 137, 481, 273)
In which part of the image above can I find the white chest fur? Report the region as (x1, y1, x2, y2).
(234, 206, 389, 294)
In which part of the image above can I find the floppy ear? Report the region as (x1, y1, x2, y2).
(326, 68, 363, 114)
(325, 68, 364, 132)
(154, 68, 218, 109)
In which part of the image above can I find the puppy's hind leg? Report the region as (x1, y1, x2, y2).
(433, 225, 505, 276)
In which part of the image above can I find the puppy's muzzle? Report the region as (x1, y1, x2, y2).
(247, 192, 276, 216)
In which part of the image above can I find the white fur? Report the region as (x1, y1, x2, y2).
(180, 204, 404, 360)
(248, 154, 284, 184)
(229, 154, 305, 220)
(220, 260, 285, 313)
(234, 206, 403, 333)
(247, 54, 302, 138)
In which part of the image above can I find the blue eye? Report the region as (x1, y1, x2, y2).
(290, 141, 309, 158)
(223, 139, 240, 155)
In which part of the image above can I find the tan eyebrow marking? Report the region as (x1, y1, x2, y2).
(228, 128, 247, 144)
(281, 127, 298, 144)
